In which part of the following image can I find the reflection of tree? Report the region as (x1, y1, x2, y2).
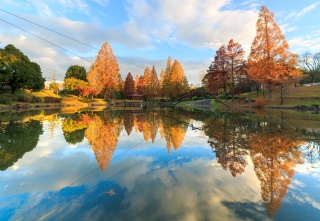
(299, 129, 320, 163)
(161, 112, 189, 154)
(0, 120, 43, 170)
(249, 131, 304, 217)
(123, 111, 134, 135)
(62, 118, 87, 144)
(204, 113, 249, 177)
(84, 112, 122, 170)
(143, 111, 159, 143)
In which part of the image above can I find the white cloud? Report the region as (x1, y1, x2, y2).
(285, 2, 320, 20)
(124, 0, 258, 50)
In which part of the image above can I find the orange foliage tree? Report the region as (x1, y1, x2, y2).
(160, 112, 189, 154)
(151, 65, 160, 100)
(87, 42, 119, 99)
(161, 56, 173, 99)
(225, 39, 245, 102)
(248, 6, 301, 100)
(203, 45, 229, 97)
(166, 60, 189, 100)
(124, 72, 135, 98)
(143, 66, 153, 100)
(85, 112, 122, 170)
(249, 130, 304, 217)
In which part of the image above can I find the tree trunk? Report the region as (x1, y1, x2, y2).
(268, 82, 272, 100)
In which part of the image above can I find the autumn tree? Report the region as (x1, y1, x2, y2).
(248, 6, 301, 100)
(136, 76, 144, 95)
(162, 56, 173, 99)
(166, 60, 189, 100)
(87, 42, 119, 99)
(143, 66, 153, 100)
(159, 69, 166, 98)
(65, 65, 87, 81)
(160, 111, 189, 153)
(203, 45, 229, 97)
(85, 112, 122, 170)
(124, 72, 135, 98)
(274, 53, 302, 104)
(205, 113, 249, 177)
(247, 116, 305, 218)
(151, 65, 160, 101)
(64, 77, 88, 94)
(134, 74, 140, 92)
(225, 39, 245, 102)
(123, 111, 134, 135)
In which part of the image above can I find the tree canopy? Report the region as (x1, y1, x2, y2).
(248, 6, 301, 99)
(0, 44, 45, 94)
(0, 120, 43, 170)
(87, 41, 119, 99)
(65, 65, 87, 81)
(124, 72, 135, 98)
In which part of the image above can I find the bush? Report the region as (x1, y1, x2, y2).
(44, 96, 61, 103)
(0, 96, 13, 105)
(17, 94, 33, 103)
(31, 96, 43, 103)
(254, 99, 267, 109)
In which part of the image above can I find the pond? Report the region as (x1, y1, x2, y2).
(0, 108, 320, 221)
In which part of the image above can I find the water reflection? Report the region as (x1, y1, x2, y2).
(0, 120, 43, 170)
(1, 108, 320, 220)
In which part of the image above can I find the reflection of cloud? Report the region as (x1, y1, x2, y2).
(294, 161, 320, 176)
(109, 158, 262, 221)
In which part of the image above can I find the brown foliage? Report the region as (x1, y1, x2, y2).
(87, 42, 119, 99)
(124, 72, 135, 98)
(248, 6, 301, 99)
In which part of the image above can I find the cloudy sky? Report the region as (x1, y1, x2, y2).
(0, 0, 319, 85)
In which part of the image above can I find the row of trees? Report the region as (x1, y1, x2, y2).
(63, 42, 189, 100)
(122, 57, 189, 100)
(203, 6, 303, 104)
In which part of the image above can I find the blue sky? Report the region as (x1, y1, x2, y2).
(0, 0, 319, 85)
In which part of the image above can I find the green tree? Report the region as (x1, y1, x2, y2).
(64, 77, 88, 93)
(49, 82, 60, 95)
(62, 118, 87, 144)
(0, 120, 43, 170)
(65, 65, 87, 81)
(0, 44, 45, 94)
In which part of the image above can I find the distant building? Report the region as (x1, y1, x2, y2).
(44, 80, 64, 90)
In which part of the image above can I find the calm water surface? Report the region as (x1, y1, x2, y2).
(0, 108, 320, 221)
